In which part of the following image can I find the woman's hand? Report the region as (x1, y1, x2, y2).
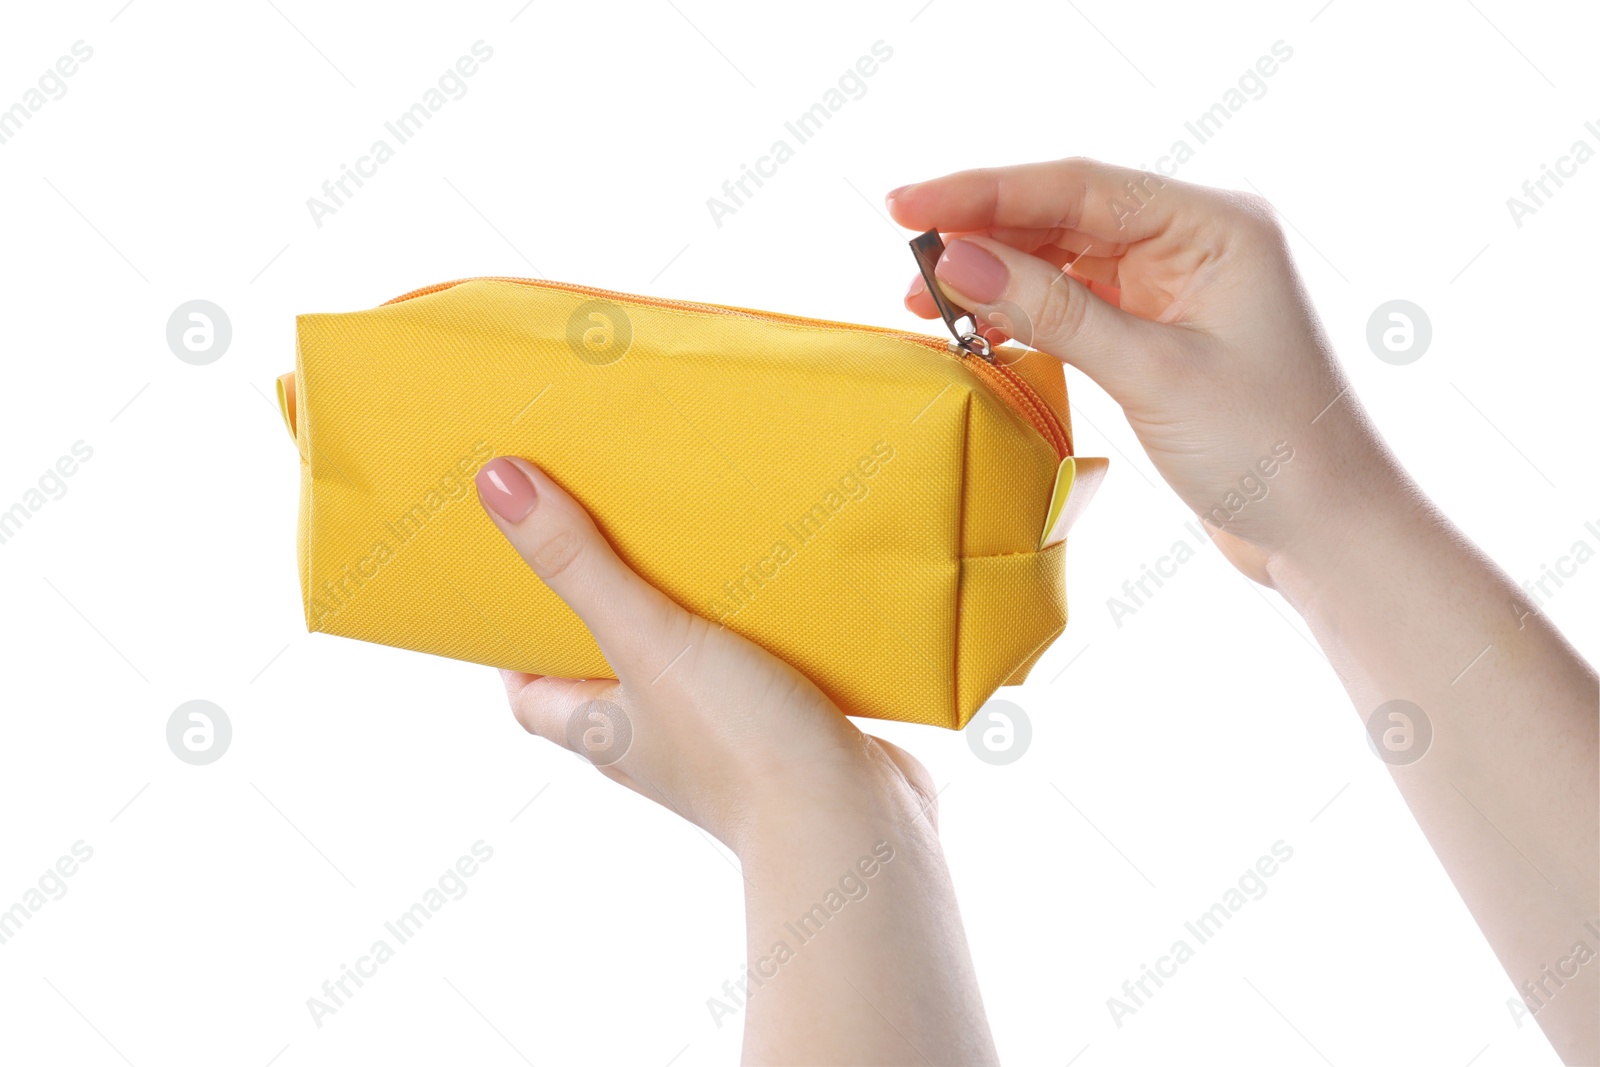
(473, 455, 934, 853)
(890, 158, 1598, 1064)
(474, 455, 999, 1064)
(890, 157, 1405, 582)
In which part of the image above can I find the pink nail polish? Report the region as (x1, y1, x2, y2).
(476, 457, 538, 523)
(935, 240, 1008, 305)
(885, 183, 915, 208)
(906, 274, 926, 299)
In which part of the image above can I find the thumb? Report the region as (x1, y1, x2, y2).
(474, 456, 684, 680)
(932, 236, 1170, 397)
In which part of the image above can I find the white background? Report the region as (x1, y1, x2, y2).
(1, 1, 1596, 1064)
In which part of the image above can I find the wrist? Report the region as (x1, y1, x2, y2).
(1265, 467, 1440, 618)
(733, 754, 936, 870)
(1260, 415, 1425, 597)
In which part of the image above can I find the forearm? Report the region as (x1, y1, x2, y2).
(734, 770, 997, 1066)
(1269, 475, 1599, 1062)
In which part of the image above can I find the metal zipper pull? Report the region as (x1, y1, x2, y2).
(909, 229, 993, 361)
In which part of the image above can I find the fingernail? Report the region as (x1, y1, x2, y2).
(906, 274, 925, 299)
(476, 457, 538, 523)
(936, 240, 1009, 304)
(885, 183, 914, 206)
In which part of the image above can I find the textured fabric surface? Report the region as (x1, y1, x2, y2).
(284, 278, 1100, 729)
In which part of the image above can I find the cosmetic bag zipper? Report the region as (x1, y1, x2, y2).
(382, 276, 1073, 460)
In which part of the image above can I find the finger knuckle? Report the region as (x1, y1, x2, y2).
(1223, 191, 1283, 237)
(665, 602, 708, 648)
(529, 528, 582, 580)
(507, 688, 539, 734)
(1033, 276, 1089, 345)
(644, 607, 707, 676)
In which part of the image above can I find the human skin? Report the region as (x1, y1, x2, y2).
(474, 157, 1597, 1064)
(476, 455, 999, 1066)
(891, 157, 1599, 1064)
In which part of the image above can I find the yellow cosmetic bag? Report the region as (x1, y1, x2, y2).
(277, 270, 1106, 729)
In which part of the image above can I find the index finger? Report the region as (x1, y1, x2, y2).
(885, 157, 1196, 244)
